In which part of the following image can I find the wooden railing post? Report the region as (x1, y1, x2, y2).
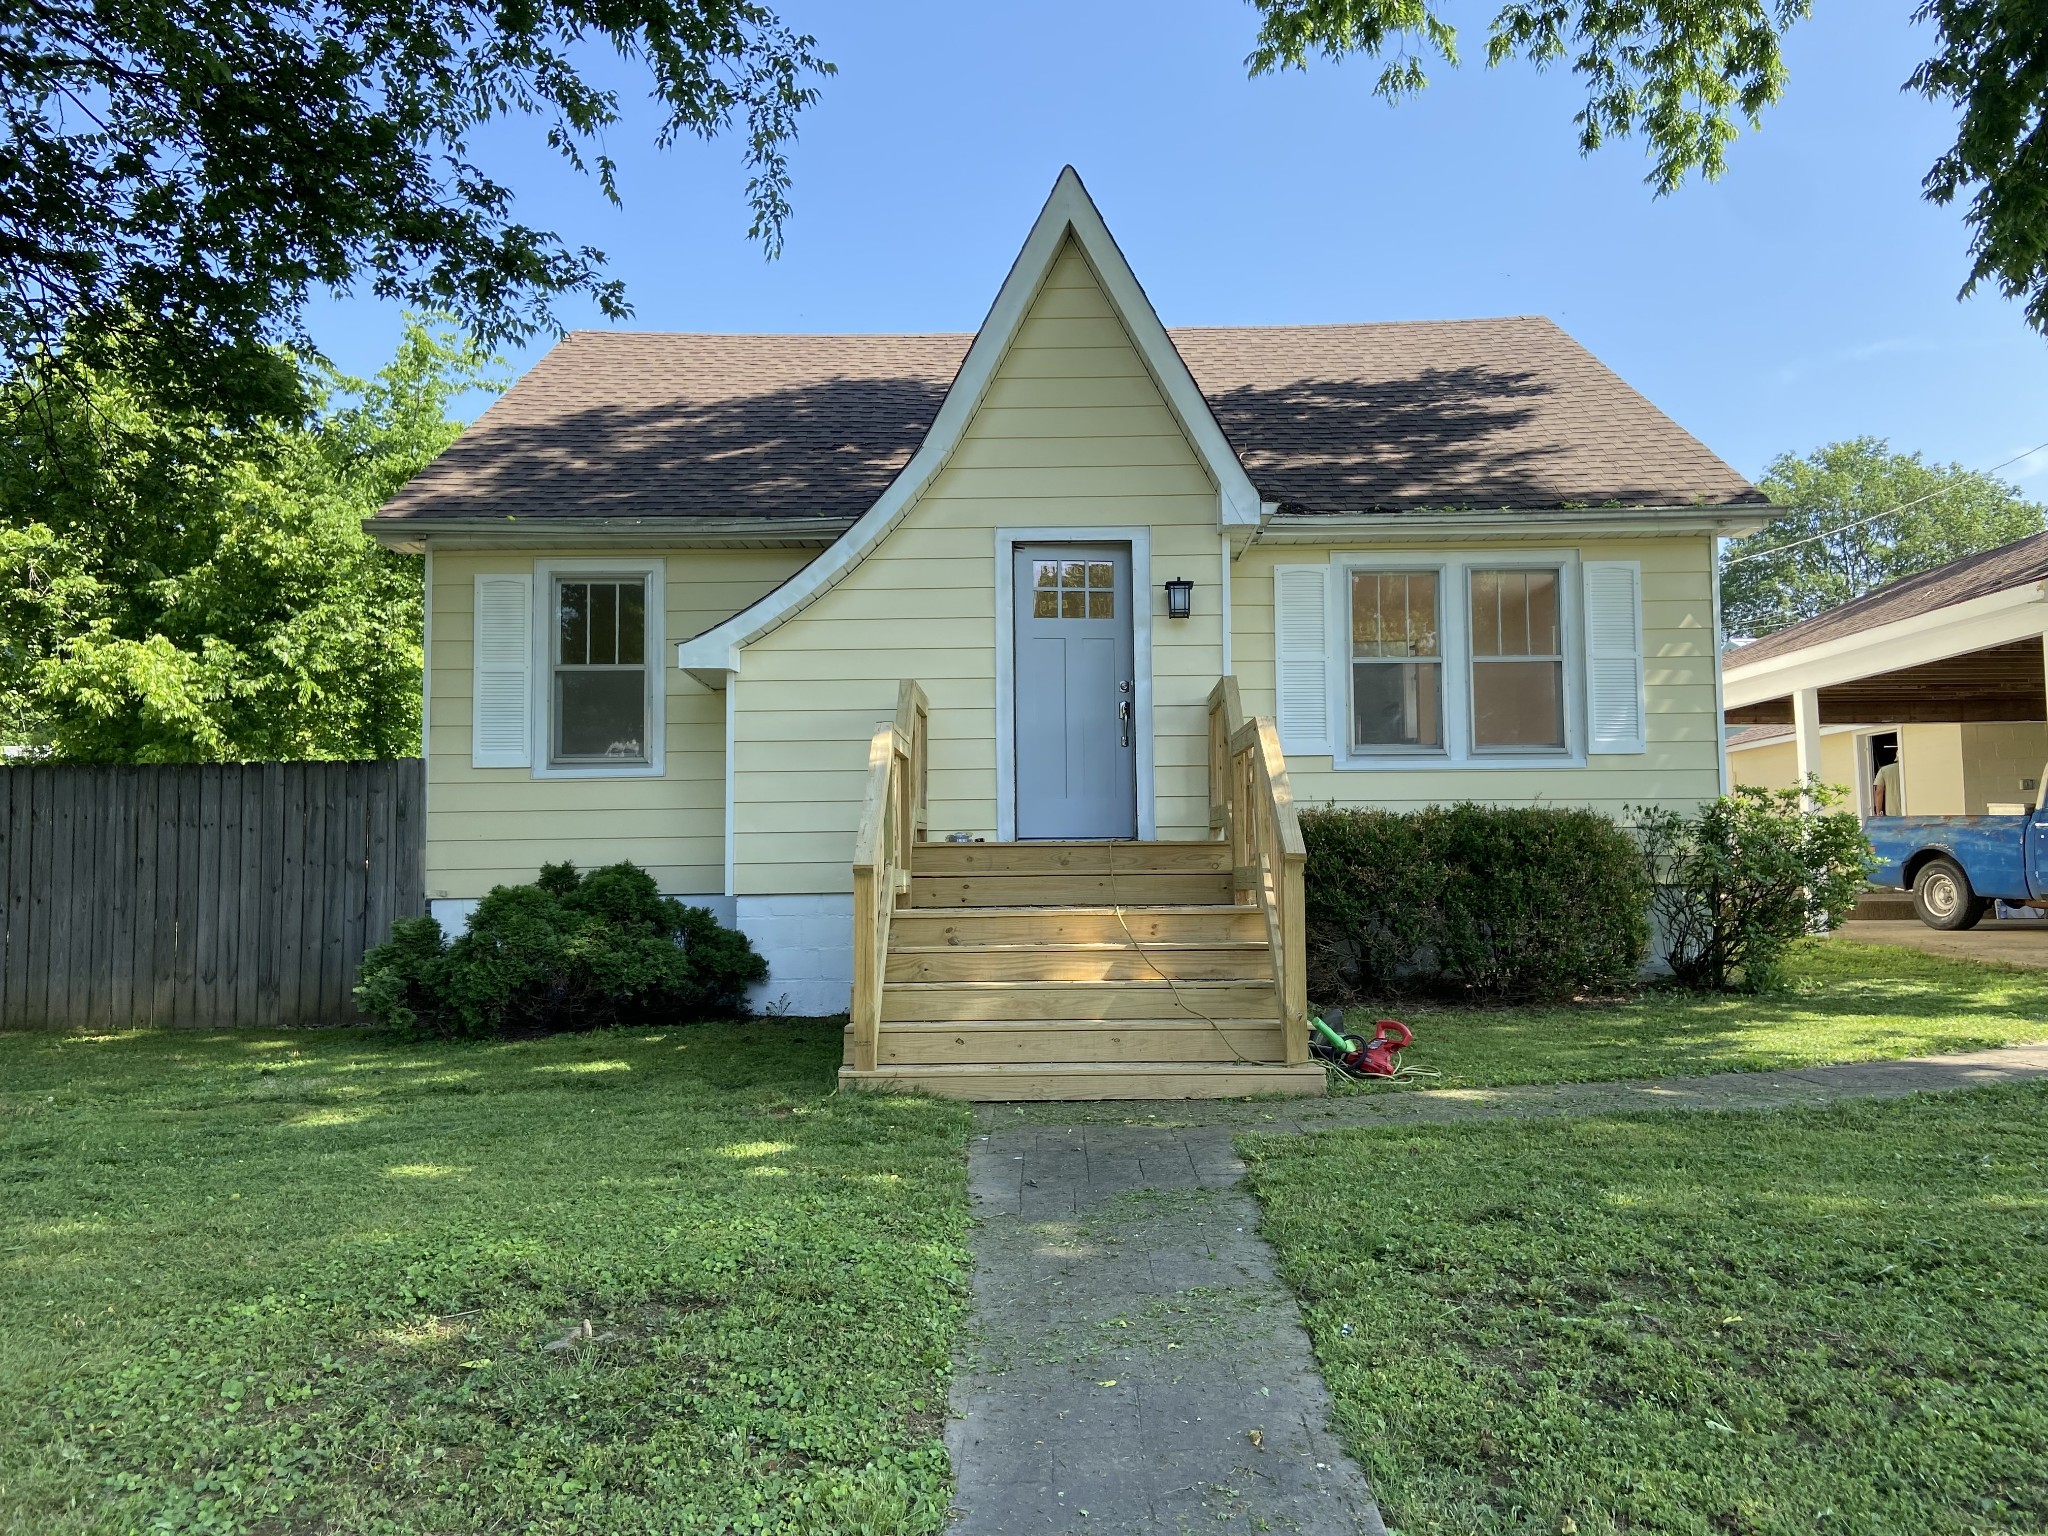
(850, 681, 930, 1076)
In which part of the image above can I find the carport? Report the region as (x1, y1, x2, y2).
(1724, 533, 2048, 817)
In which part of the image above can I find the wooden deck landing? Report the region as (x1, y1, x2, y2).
(838, 840, 1323, 1100)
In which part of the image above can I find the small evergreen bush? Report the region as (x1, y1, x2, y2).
(1632, 781, 1873, 992)
(1301, 803, 1651, 1002)
(356, 861, 767, 1038)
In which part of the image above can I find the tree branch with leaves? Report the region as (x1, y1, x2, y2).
(1247, 2, 2048, 336)
(0, 0, 831, 425)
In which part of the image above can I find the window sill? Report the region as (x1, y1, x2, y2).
(530, 761, 664, 781)
(1329, 752, 1588, 773)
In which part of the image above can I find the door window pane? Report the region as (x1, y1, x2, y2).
(553, 576, 648, 764)
(1470, 569, 1564, 750)
(1031, 554, 1116, 621)
(1349, 571, 1442, 750)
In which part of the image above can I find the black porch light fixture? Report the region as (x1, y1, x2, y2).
(1163, 577, 1194, 620)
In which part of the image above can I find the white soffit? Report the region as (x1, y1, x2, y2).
(1722, 579, 2048, 707)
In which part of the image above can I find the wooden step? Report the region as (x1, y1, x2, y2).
(838, 1060, 1326, 1101)
(885, 942, 1272, 983)
(889, 905, 1264, 947)
(911, 871, 1233, 907)
(881, 979, 1278, 1023)
(872, 1020, 1287, 1066)
(911, 841, 1231, 877)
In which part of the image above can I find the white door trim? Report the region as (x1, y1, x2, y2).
(995, 526, 1155, 842)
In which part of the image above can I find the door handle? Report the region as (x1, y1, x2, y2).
(1118, 698, 1131, 747)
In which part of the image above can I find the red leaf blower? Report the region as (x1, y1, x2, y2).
(1309, 1010, 1413, 1078)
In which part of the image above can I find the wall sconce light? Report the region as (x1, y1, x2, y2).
(1164, 577, 1194, 620)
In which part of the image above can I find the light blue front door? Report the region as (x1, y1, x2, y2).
(1013, 545, 1137, 840)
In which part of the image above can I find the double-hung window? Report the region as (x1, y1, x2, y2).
(552, 576, 649, 765)
(1349, 570, 1442, 752)
(1309, 554, 1605, 768)
(1468, 568, 1566, 753)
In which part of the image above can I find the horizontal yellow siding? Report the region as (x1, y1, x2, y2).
(423, 546, 812, 899)
(730, 237, 1230, 895)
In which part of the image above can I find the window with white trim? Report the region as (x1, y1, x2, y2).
(1468, 568, 1565, 753)
(1274, 551, 1638, 771)
(551, 575, 649, 765)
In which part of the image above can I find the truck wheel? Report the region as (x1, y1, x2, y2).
(1913, 858, 1988, 931)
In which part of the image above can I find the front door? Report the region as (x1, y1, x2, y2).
(1013, 544, 1137, 839)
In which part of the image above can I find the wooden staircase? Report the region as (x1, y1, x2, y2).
(837, 682, 1324, 1101)
(839, 839, 1323, 1099)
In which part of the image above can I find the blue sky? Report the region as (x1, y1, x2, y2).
(307, 1, 2048, 491)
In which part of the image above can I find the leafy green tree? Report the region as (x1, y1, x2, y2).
(1720, 437, 2045, 637)
(0, 0, 829, 424)
(0, 321, 500, 762)
(1245, 2, 2048, 333)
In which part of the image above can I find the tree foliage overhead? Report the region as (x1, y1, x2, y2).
(1719, 436, 2046, 639)
(0, 0, 829, 421)
(0, 321, 501, 762)
(1246, 1, 2048, 335)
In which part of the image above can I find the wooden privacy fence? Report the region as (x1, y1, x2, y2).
(0, 759, 424, 1029)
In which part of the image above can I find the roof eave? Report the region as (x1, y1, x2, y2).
(1250, 503, 1774, 542)
(365, 514, 856, 553)
(1723, 577, 2048, 705)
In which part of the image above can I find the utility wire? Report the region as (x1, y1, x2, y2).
(1722, 437, 2048, 567)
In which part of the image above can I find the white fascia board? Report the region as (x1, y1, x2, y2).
(673, 166, 1262, 675)
(1251, 505, 1773, 543)
(1722, 579, 2048, 706)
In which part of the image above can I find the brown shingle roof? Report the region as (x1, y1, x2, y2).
(1727, 531, 2048, 669)
(377, 319, 1761, 523)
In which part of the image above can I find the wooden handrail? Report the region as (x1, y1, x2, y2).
(850, 681, 928, 1073)
(1207, 677, 1308, 1065)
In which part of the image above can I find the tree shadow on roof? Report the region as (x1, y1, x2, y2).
(386, 373, 956, 523)
(1201, 364, 1646, 512)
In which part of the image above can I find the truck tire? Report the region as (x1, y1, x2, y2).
(1913, 857, 1988, 931)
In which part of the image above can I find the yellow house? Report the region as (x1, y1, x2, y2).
(370, 169, 1767, 1098)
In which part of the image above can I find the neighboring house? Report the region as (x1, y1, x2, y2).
(1725, 533, 2048, 818)
(369, 169, 1766, 1093)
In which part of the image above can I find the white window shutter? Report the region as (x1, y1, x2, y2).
(1273, 564, 1333, 754)
(472, 573, 533, 768)
(1583, 561, 1646, 754)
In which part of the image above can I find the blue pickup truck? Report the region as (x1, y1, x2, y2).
(1866, 785, 2048, 929)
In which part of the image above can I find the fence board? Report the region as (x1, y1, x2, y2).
(0, 774, 18, 1028)
(25, 771, 54, 1025)
(128, 769, 158, 1029)
(0, 759, 424, 1029)
(103, 769, 134, 1027)
(255, 764, 283, 1024)
(150, 771, 179, 1027)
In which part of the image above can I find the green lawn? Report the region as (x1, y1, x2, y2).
(1339, 939, 2048, 1090)
(1243, 1083, 2048, 1536)
(0, 1020, 971, 1536)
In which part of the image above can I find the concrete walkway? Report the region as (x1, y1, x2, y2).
(945, 1044, 2048, 1535)
(1837, 917, 2048, 969)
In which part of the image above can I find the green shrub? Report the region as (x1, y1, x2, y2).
(1300, 803, 1651, 1002)
(356, 861, 768, 1038)
(1632, 781, 1873, 992)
